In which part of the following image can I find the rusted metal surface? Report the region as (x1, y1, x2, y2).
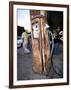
(31, 15, 50, 73)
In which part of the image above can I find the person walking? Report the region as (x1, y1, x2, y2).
(22, 29, 30, 53)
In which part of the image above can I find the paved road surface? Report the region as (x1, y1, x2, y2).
(17, 42, 63, 80)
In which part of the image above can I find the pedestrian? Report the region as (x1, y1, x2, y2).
(21, 28, 30, 53)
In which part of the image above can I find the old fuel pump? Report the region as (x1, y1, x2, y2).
(31, 15, 53, 74)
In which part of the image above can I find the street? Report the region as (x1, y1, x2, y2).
(17, 42, 63, 80)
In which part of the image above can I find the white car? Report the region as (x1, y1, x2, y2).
(17, 36, 23, 48)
